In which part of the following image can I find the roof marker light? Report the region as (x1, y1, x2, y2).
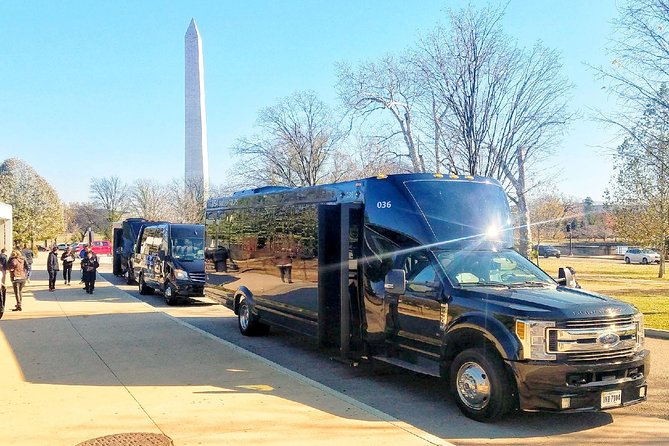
(449, 174, 459, 179)
(465, 175, 474, 180)
(434, 173, 444, 178)
(377, 174, 388, 179)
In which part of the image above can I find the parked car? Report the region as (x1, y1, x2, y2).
(534, 244, 561, 258)
(57, 243, 68, 251)
(88, 240, 112, 256)
(624, 248, 660, 264)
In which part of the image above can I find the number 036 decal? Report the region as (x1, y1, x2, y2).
(376, 201, 392, 209)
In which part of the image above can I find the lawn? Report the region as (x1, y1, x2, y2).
(535, 256, 669, 330)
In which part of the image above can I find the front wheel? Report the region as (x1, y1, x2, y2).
(625, 257, 631, 264)
(642, 257, 649, 265)
(164, 282, 179, 306)
(449, 348, 515, 422)
(238, 297, 269, 336)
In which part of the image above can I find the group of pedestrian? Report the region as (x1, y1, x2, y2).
(0, 242, 102, 317)
(47, 244, 99, 294)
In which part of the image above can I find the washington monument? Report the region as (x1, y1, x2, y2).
(185, 18, 209, 193)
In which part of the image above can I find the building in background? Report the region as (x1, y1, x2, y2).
(0, 202, 12, 251)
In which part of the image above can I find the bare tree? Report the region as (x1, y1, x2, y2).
(89, 176, 129, 239)
(166, 177, 207, 224)
(336, 56, 426, 173)
(233, 90, 343, 187)
(130, 179, 169, 221)
(327, 135, 412, 182)
(65, 202, 107, 241)
(416, 5, 573, 256)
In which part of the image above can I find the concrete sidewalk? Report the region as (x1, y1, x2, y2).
(0, 255, 451, 446)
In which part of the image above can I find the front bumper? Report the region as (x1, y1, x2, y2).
(508, 349, 650, 412)
(174, 279, 204, 297)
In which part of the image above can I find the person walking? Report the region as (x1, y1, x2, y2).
(21, 244, 34, 283)
(47, 246, 60, 291)
(60, 245, 75, 285)
(0, 248, 7, 316)
(81, 250, 100, 294)
(7, 249, 28, 311)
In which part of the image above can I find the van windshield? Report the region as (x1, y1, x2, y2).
(404, 180, 513, 248)
(170, 227, 205, 260)
(436, 249, 555, 288)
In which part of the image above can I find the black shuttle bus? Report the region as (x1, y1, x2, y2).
(205, 173, 649, 421)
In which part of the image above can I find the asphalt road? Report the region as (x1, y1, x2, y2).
(100, 269, 669, 445)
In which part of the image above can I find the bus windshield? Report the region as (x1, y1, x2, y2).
(404, 180, 513, 248)
(436, 249, 555, 288)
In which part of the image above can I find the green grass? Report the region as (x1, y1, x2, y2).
(536, 257, 669, 330)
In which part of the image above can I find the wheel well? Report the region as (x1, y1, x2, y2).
(442, 329, 504, 380)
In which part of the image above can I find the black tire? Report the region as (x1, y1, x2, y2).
(449, 348, 515, 422)
(164, 282, 179, 306)
(138, 274, 153, 295)
(625, 257, 631, 264)
(543, 254, 549, 258)
(642, 257, 648, 265)
(555, 253, 560, 258)
(237, 297, 270, 336)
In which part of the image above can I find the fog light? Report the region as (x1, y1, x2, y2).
(640, 387, 646, 398)
(561, 397, 571, 409)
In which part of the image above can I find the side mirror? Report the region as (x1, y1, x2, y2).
(384, 269, 406, 295)
(557, 266, 576, 288)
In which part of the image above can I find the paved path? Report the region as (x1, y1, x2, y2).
(0, 255, 449, 446)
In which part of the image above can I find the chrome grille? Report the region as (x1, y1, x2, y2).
(189, 272, 206, 283)
(565, 348, 636, 362)
(548, 315, 639, 362)
(563, 316, 633, 329)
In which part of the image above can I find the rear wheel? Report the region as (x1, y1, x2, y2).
(625, 257, 631, 264)
(238, 297, 269, 336)
(164, 282, 179, 306)
(450, 348, 515, 422)
(138, 274, 153, 295)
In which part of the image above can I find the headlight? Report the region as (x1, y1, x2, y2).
(633, 312, 645, 350)
(174, 269, 189, 280)
(515, 319, 556, 360)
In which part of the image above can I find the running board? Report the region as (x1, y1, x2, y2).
(372, 355, 441, 377)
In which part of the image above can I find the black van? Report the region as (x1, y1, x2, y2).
(133, 223, 205, 305)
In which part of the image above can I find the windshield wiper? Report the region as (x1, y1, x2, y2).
(507, 281, 551, 288)
(460, 281, 510, 289)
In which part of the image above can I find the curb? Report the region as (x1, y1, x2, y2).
(646, 328, 669, 340)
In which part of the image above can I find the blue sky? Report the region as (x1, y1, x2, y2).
(0, 0, 619, 203)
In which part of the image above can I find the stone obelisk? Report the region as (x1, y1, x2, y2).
(185, 18, 209, 194)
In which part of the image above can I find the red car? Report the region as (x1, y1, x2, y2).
(76, 240, 112, 256)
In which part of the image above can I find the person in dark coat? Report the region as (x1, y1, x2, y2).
(22, 244, 34, 282)
(47, 246, 60, 291)
(0, 248, 7, 314)
(213, 246, 229, 272)
(81, 250, 100, 294)
(61, 246, 75, 285)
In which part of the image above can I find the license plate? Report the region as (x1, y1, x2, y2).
(601, 390, 622, 408)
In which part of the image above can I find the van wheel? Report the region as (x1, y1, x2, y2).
(238, 297, 269, 336)
(164, 282, 179, 306)
(450, 348, 514, 422)
(138, 275, 153, 295)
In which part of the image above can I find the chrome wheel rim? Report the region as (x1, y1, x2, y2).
(138, 277, 143, 292)
(456, 361, 491, 410)
(165, 285, 172, 298)
(239, 302, 250, 331)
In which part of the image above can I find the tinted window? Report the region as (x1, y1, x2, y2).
(404, 180, 513, 248)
